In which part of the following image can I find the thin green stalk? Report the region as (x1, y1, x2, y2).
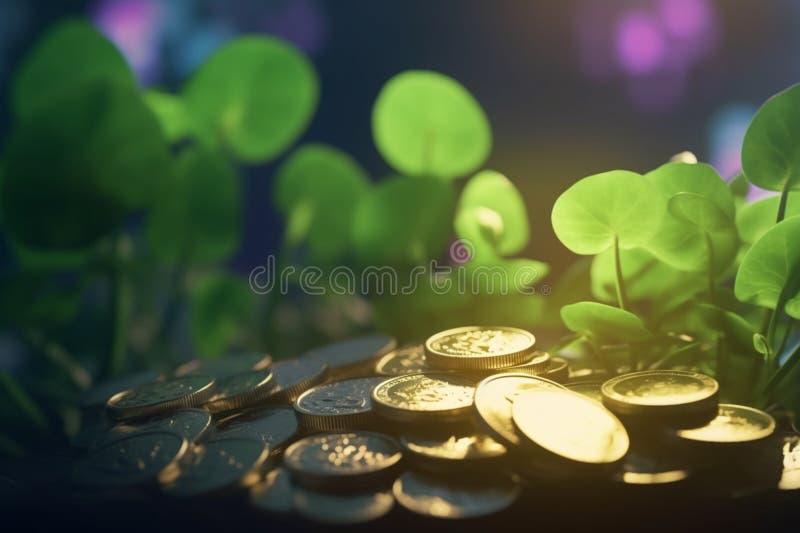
(776, 180, 791, 223)
(105, 233, 130, 378)
(761, 339, 800, 400)
(775, 320, 795, 363)
(613, 235, 629, 311)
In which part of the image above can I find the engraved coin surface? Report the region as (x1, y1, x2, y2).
(204, 369, 275, 413)
(676, 404, 776, 444)
(474, 372, 565, 447)
(173, 352, 272, 379)
(267, 358, 329, 403)
(375, 344, 428, 376)
(283, 432, 402, 490)
(107, 376, 216, 420)
(215, 406, 298, 451)
(513, 388, 629, 464)
(601, 370, 719, 419)
(294, 377, 384, 431)
(95, 408, 213, 448)
(425, 326, 535, 370)
(393, 471, 520, 519)
(294, 488, 394, 524)
(372, 372, 476, 423)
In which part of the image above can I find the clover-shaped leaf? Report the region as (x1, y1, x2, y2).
(455, 170, 529, 257)
(551, 170, 664, 255)
(144, 90, 191, 143)
(274, 144, 369, 263)
(736, 192, 800, 244)
(742, 83, 800, 192)
(372, 70, 491, 179)
(668, 192, 733, 232)
(147, 146, 241, 264)
(190, 273, 255, 358)
(352, 176, 455, 265)
(183, 36, 318, 163)
(561, 301, 652, 343)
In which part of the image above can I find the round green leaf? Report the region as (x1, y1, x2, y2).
(560, 301, 652, 343)
(742, 83, 800, 192)
(183, 36, 318, 163)
(736, 193, 800, 244)
(551, 170, 664, 255)
(1, 82, 169, 250)
(147, 146, 241, 264)
(372, 70, 491, 179)
(455, 170, 529, 256)
(352, 176, 455, 265)
(274, 144, 369, 263)
(190, 273, 255, 358)
(144, 90, 190, 143)
(667, 192, 733, 232)
(735, 215, 800, 311)
(12, 19, 135, 119)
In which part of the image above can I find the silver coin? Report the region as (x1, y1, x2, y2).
(294, 377, 384, 431)
(250, 468, 294, 513)
(204, 369, 275, 413)
(72, 431, 188, 489)
(294, 488, 394, 524)
(93, 408, 213, 449)
(302, 335, 396, 377)
(164, 438, 270, 497)
(215, 406, 299, 452)
(283, 432, 402, 491)
(174, 352, 273, 379)
(107, 375, 216, 420)
(267, 358, 329, 403)
(79, 370, 162, 408)
(393, 471, 520, 519)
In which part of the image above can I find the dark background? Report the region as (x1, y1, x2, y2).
(2, 0, 798, 278)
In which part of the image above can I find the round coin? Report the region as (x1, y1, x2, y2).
(266, 358, 329, 404)
(106, 376, 216, 421)
(601, 370, 719, 423)
(215, 406, 299, 453)
(294, 377, 385, 431)
(250, 467, 294, 513)
(173, 352, 273, 379)
(566, 380, 604, 403)
(779, 433, 800, 491)
(203, 369, 276, 413)
(164, 438, 270, 497)
(393, 471, 520, 519)
(502, 350, 550, 374)
(425, 326, 535, 370)
(474, 372, 566, 447)
(294, 488, 394, 524)
(676, 404, 776, 444)
(375, 344, 428, 376)
(302, 335, 396, 378)
(72, 431, 188, 489)
(79, 370, 162, 409)
(372, 372, 476, 424)
(93, 408, 213, 449)
(512, 388, 629, 464)
(401, 431, 506, 473)
(283, 432, 402, 491)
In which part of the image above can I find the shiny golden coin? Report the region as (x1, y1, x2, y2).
(401, 432, 506, 471)
(425, 326, 535, 370)
(173, 352, 272, 379)
(601, 370, 719, 421)
(294, 377, 384, 431)
(294, 488, 394, 524)
(677, 404, 776, 444)
(393, 471, 520, 519)
(371, 372, 475, 423)
(283, 432, 402, 491)
(375, 344, 428, 376)
(474, 372, 565, 447)
(203, 369, 275, 413)
(566, 380, 604, 403)
(512, 388, 629, 464)
(106, 376, 216, 421)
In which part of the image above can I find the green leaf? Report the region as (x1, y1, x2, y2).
(736, 193, 800, 244)
(454, 206, 503, 262)
(561, 301, 652, 343)
(753, 333, 769, 357)
(786, 295, 800, 320)
(372, 70, 491, 179)
(190, 273, 255, 358)
(728, 173, 750, 201)
(455, 170, 529, 256)
(742, 83, 800, 192)
(183, 36, 318, 163)
(1, 81, 169, 250)
(466, 258, 549, 294)
(144, 90, 190, 142)
(274, 144, 369, 263)
(147, 146, 241, 264)
(668, 192, 733, 232)
(11, 19, 135, 119)
(644, 162, 738, 273)
(735, 216, 800, 310)
(551, 170, 664, 255)
(352, 176, 455, 265)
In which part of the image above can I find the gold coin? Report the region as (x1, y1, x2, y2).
(677, 404, 776, 444)
(512, 388, 629, 464)
(371, 372, 475, 423)
(204, 369, 276, 413)
(424, 326, 535, 370)
(106, 376, 216, 421)
(375, 344, 428, 376)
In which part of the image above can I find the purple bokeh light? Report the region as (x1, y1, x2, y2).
(616, 11, 665, 75)
(93, 0, 163, 84)
(658, 0, 712, 39)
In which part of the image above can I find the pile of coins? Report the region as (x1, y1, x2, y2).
(69, 327, 800, 524)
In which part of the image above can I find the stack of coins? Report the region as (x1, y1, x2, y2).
(66, 326, 794, 525)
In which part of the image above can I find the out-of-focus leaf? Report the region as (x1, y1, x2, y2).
(753, 333, 769, 356)
(561, 301, 652, 343)
(728, 173, 750, 203)
(183, 36, 318, 163)
(668, 192, 733, 232)
(551, 170, 664, 255)
(372, 70, 491, 179)
(736, 192, 800, 244)
(147, 146, 241, 264)
(11, 19, 134, 119)
(352, 176, 455, 265)
(190, 273, 255, 358)
(274, 144, 369, 263)
(144, 90, 191, 142)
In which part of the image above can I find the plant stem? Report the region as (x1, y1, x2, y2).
(704, 232, 716, 303)
(761, 339, 800, 400)
(613, 235, 629, 311)
(776, 180, 791, 223)
(105, 233, 129, 378)
(775, 320, 795, 362)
